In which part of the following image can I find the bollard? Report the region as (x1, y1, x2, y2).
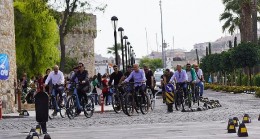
(237, 122, 248, 137)
(17, 89, 22, 113)
(0, 98, 2, 120)
(242, 114, 251, 123)
(44, 133, 51, 139)
(35, 125, 42, 135)
(233, 117, 239, 127)
(100, 93, 104, 113)
(227, 120, 236, 133)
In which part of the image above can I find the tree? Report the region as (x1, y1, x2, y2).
(234, 36, 238, 47)
(220, 0, 256, 42)
(228, 40, 232, 49)
(107, 43, 122, 55)
(206, 47, 209, 56)
(195, 49, 199, 64)
(208, 43, 212, 55)
(14, 0, 60, 77)
(49, 0, 107, 71)
(64, 56, 78, 74)
(230, 42, 259, 86)
(139, 57, 163, 72)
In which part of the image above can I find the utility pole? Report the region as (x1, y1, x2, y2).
(159, 0, 165, 68)
(156, 33, 159, 52)
(145, 28, 149, 55)
(252, 0, 258, 44)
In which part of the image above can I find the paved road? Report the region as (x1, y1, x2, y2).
(1, 90, 260, 139)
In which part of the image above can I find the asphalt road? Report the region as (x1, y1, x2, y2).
(1, 90, 260, 139)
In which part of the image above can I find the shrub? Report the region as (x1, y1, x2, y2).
(253, 74, 260, 87)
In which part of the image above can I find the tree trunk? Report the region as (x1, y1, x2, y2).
(60, 34, 66, 72)
(240, 3, 253, 42)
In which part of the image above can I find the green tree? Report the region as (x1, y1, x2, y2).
(220, 0, 257, 42)
(196, 49, 199, 64)
(139, 57, 163, 72)
(230, 42, 259, 86)
(208, 43, 212, 55)
(107, 43, 122, 55)
(64, 56, 78, 74)
(14, 0, 60, 77)
(49, 0, 107, 71)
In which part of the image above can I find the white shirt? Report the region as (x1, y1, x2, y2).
(45, 70, 65, 85)
(186, 71, 192, 82)
(195, 69, 203, 83)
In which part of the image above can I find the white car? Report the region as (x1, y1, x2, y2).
(154, 69, 164, 91)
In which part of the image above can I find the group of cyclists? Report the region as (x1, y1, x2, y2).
(20, 61, 205, 119)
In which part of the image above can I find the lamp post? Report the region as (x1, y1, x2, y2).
(111, 16, 119, 66)
(123, 36, 128, 67)
(118, 27, 125, 72)
(129, 45, 132, 65)
(131, 49, 134, 65)
(127, 42, 131, 65)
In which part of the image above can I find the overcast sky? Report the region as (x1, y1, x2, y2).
(93, 0, 227, 58)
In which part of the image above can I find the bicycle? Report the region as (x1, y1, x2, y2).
(124, 82, 149, 116)
(194, 83, 200, 107)
(182, 82, 193, 111)
(66, 82, 94, 119)
(146, 87, 155, 111)
(174, 83, 185, 111)
(48, 85, 67, 119)
(110, 85, 127, 114)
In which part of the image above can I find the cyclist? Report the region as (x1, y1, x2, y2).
(185, 63, 196, 101)
(44, 65, 65, 116)
(108, 65, 124, 86)
(193, 64, 205, 97)
(123, 64, 146, 94)
(169, 64, 188, 98)
(70, 63, 90, 114)
(143, 66, 155, 98)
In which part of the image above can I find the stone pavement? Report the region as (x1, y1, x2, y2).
(2, 104, 114, 118)
(1, 90, 260, 139)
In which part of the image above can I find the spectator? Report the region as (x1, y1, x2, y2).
(101, 74, 109, 105)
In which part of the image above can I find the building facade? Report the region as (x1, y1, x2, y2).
(0, 0, 17, 113)
(65, 14, 96, 77)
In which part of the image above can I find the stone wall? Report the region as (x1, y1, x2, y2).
(65, 14, 96, 77)
(0, 0, 17, 113)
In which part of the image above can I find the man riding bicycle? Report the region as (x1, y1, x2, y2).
(109, 65, 123, 86)
(70, 63, 90, 114)
(185, 63, 196, 101)
(44, 65, 65, 116)
(123, 64, 146, 94)
(169, 64, 188, 98)
(144, 66, 155, 98)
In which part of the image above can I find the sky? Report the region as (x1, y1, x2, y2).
(93, 0, 226, 58)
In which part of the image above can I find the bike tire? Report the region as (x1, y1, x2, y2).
(59, 95, 67, 118)
(66, 96, 76, 119)
(112, 93, 122, 113)
(48, 98, 55, 120)
(140, 93, 149, 115)
(82, 96, 94, 118)
(174, 93, 181, 111)
(124, 93, 134, 116)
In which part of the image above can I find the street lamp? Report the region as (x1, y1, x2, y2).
(131, 49, 134, 65)
(127, 42, 130, 66)
(111, 16, 119, 66)
(129, 45, 133, 65)
(118, 27, 125, 72)
(123, 36, 128, 67)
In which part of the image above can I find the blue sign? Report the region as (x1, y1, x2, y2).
(0, 54, 10, 80)
(165, 83, 174, 92)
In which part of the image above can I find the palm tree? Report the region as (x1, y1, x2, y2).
(220, 0, 253, 42)
(107, 43, 121, 55)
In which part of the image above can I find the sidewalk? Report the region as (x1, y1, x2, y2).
(2, 104, 114, 118)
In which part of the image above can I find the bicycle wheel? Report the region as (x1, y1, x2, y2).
(195, 87, 200, 107)
(182, 93, 192, 111)
(150, 94, 155, 111)
(83, 96, 94, 118)
(66, 96, 76, 119)
(140, 93, 149, 115)
(48, 97, 55, 120)
(112, 93, 121, 113)
(174, 92, 181, 111)
(124, 93, 134, 116)
(121, 93, 127, 114)
(59, 94, 67, 118)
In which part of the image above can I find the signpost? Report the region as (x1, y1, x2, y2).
(0, 54, 10, 80)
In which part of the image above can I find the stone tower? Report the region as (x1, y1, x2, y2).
(0, 0, 17, 113)
(65, 14, 96, 77)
